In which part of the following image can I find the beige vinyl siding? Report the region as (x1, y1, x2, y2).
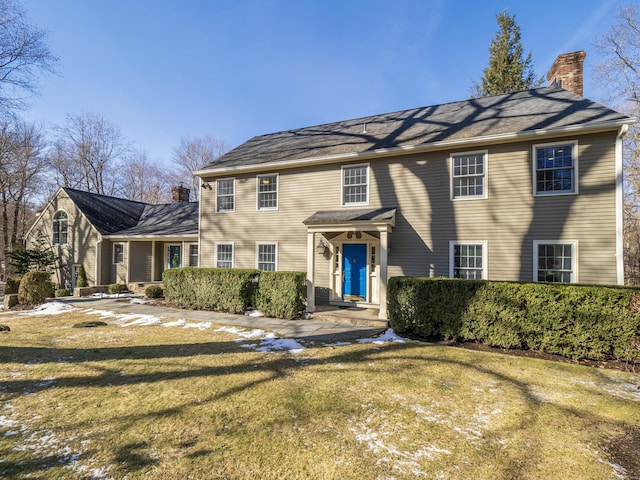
(27, 191, 101, 288)
(199, 130, 620, 290)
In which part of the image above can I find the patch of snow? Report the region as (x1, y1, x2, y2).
(89, 292, 133, 299)
(568, 376, 640, 402)
(183, 321, 211, 330)
(129, 298, 152, 305)
(324, 341, 352, 347)
(245, 310, 264, 317)
(18, 302, 76, 316)
(256, 335, 305, 354)
(214, 326, 305, 353)
(358, 329, 408, 345)
(215, 326, 266, 339)
(162, 319, 186, 327)
(35, 378, 55, 388)
(113, 315, 163, 327)
(83, 309, 120, 318)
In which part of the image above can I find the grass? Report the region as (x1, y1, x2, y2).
(0, 305, 639, 479)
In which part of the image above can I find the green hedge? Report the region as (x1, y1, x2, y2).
(255, 271, 307, 320)
(18, 271, 54, 305)
(163, 268, 259, 314)
(388, 277, 640, 362)
(108, 283, 128, 294)
(5, 278, 20, 294)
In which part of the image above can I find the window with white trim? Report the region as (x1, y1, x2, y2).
(113, 243, 124, 264)
(216, 243, 233, 268)
(342, 165, 369, 205)
(534, 241, 576, 282)
(451, 152, 486, 199)
(450, 242, 486, 279)
(188, 244, 199, 267)
(217, 178, 235, 212)
(257, 243, 277, 271)
(52, 210, 68, 245)
(257, 174, 278, 210)
(534, 143, 576, 195)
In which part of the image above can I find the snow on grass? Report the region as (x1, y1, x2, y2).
(82, 308, 163, 326)
(215, 326, 305, 353)
(1, 403, 110, 479)
(17, 301, 76, 316)
(358, 329, 408, 345)
(183, 321, 212, 330)
(162, 319, 186, 327)
(129, 297, 152, 305)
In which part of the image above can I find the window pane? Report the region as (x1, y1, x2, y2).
(258, 244, 276, 271)
(217, 244, 233, 268)
(343, 166, 368, 205)
(258, 175, 278, 209)
(452, 153, 485, 199)
(189, 244, 199, 267)
(537, 243, 573, 282)
(535, 145, 574, 194)
(217, 179, 234, 212)
(453, 243, 483, 279)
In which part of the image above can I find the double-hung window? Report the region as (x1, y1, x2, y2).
(534, 143, 576, 195)
(216, 243, 233, 268)
(52, 210, 68, 245)
(450, 242, 486, 279)
(257, 243, 277, 271)
(451, 151, 486, 199)
(534, 241, 576, 283)
(188, 244, 199, 267)
(342, 164, 369, 206)
(257, 174, 278, 210)
(113, 243, 124, 265)
(217, 178, 235, 212)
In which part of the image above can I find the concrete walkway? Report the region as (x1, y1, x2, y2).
(62, 296, 387, 342)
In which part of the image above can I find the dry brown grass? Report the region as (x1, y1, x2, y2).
(0, 306, 638, 479)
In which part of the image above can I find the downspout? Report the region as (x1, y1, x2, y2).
(95, 235, 102, 287)
(616, 124, 629, 285)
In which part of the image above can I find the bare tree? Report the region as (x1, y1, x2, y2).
(595, 5, 640, 284)
(0, 118, 47, 279)
(172, 135, 228, 201)
(0, 0, 58, 112)
(120, 150, 175, 204)
(50, 112, 131, 196)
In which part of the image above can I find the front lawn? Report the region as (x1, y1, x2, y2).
(0, 302, 638, 479)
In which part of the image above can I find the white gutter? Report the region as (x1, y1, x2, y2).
(95, 235, 102, 286)
(194, 119, 634, 177)
(616, 123, 629, 285)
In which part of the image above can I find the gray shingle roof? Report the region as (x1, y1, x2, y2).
(63, 188, 198, 237)
(303, 208, 397, 225)
(201, 87, 632, 172)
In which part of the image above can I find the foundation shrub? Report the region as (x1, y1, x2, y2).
(108, 283, 128, 294)
(55, 288, 71, 298)
(17, 271, 54, 305)
(145, 285, 164, 298)
(163, 267, 259, 314)
(255, 271, 307, 319)
(388, 277, 640, 362)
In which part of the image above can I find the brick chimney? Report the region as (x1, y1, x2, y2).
(546, 50, 587, 96)
(171, 185, 191, 202)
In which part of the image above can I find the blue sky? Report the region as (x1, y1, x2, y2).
(21, 0, 622, 164)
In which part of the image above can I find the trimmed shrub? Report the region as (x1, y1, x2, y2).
(388, 277, 640, 362)
(255, 271, 307, 319)
(163, 267, 259, 314)
(5, 278, 20, 294)
(77, 265, 88, 288)
(18, 271, 54, 305)
(145, 285, 164, 298)
(55, 288, 71, 298)
(108, 283, 128, 294)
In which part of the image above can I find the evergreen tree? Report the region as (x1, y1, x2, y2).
(471, 12, 542, 98)
(8, 229, 58, 275)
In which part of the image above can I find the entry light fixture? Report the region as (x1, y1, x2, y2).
(315, 239, 327, 255)
(202, 182, 212, 190)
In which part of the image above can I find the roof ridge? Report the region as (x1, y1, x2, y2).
(63, 187, 151, 207)
(248, 86, 566, 140)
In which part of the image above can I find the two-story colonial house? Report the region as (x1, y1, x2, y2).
(195, 51, 633, 319)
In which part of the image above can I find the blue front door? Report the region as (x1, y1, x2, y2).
(168, 245, 181, 269)
(342, 244, 367, 301)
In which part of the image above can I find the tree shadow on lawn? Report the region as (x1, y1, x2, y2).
(1, 341, 637, 478)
